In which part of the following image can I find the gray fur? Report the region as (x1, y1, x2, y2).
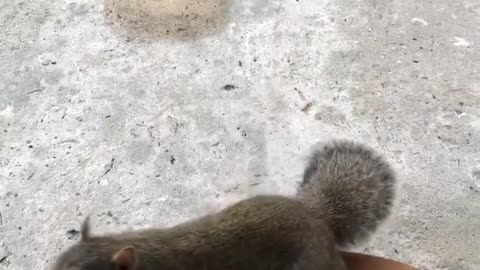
(298, 140, 396, 246)
(52, 140, 395, 270)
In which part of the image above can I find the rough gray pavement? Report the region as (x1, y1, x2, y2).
(0, 0, 479, 269)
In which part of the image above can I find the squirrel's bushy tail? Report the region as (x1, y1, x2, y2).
(298, 140, 396, 247)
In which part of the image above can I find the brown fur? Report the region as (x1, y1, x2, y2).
(52, 140, 396, 270)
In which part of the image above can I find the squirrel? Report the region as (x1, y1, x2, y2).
(52, 139, 396, 270)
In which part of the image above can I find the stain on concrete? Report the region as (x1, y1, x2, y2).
(104, 0, 233, 40)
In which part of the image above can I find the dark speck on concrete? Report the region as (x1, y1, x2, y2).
(41, 59, 56, 66)
(0, 255, 8, 265)
(222, 84, 236, 91)
(66, 229, 79, 240)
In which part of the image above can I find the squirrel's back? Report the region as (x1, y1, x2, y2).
(298, 140, 396, 247)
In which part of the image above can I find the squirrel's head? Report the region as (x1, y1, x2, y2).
(52, 217, 138, 270)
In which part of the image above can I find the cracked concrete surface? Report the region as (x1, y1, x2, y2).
(0, 0, 479, 269)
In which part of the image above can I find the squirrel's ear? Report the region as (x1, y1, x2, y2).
(112, 246, 137, 270)
(80, 216, 91, 241)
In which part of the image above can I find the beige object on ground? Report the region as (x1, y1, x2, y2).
(342, 252, 416, 270)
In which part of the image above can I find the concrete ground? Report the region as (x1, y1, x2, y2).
(0, 0, 479, 269)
